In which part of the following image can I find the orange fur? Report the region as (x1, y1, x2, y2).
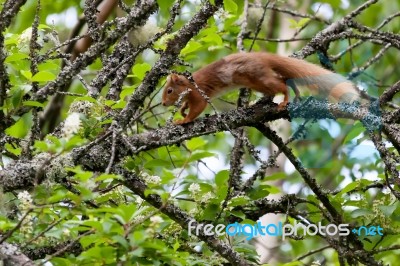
(162, 52, 359, 124)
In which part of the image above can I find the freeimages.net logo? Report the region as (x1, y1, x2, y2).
(188, 220, 383, 240)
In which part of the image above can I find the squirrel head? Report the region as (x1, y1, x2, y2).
(162, 74, 192, 106)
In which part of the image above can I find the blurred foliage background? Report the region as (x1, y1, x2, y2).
(1, 0, 400, 265)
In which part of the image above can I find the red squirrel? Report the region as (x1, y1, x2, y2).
(162, 52, 359, 124)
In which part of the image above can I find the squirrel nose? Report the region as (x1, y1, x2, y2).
(162, 102, 166, 106)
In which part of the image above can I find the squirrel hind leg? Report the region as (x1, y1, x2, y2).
(258, 78, 290, 110)
(288, 83, 300, 102)
(277, 89, 289, 110)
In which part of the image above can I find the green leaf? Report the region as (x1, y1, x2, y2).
(68, 166, 93, 182)
(120, 86, 135, 99)
(350, 208, 374, 218)
(173, 241, 180, 251)
(111, 100, 126, 109)
(248, 185, 271, 199)
(95, 173, 121, 182)
(23, 100, 44, 108)
(228, 210, 246, 219)
(82, 246, 116, 263)
(189, 151, 216, 162)
(38, 61, 59, 72)
(181, 41, 202, 56)
(344, 123, 364, 144)
(186, 137, 207, 151)
(5, 52, 29, 63)
(5, 143, 21, 156)
(144, 159, 171, 168)
(202, 203, 219, 220)
(5, 111, 33, 138)
(156, 0, 175, 14)
(198, 182, 213, 193)
(34, 140, 49, 152)
(224, 0, 238, 14)
(74, 96, 97, 103)
(228, 196, 249, 207)
(20, 70, 32, 80)
(317, 0, 341, 8)
(215, 170, 229, 187)
(112, 235, 129, 249)
(339, 181, 359, 195)
(100, 119, 113, 125)
(161, 169, 176, 184)
(297, 18, 311, 28)
(214, 170, 229, 201)
(38, 24, 51, 30)
(31, 71, 56, 82)
(5, 34, 19, 46)
(116, 204, 138, 223)
(378, 204, 397, 217)
(288, 18, 302, 29)
(65, 135, 87, 151)
(263, 172, 286, 181)
(81, 221, 103, 231)
(201, 33, 223, 46)
(132, 63, 151, 80)
(9, 85, 31, 107)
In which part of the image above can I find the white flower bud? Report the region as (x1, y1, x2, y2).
(62, 112, 81, 138)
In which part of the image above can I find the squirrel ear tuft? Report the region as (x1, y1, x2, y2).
(170, 74, 179, 83)
(171, 74, 184, 85)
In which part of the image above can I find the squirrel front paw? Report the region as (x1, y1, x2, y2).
(277, 101, 288, 110)
(174, 117, 193, 125)
(174, 119, 186, 125)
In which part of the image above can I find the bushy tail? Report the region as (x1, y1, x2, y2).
(267, 54, 360, 103)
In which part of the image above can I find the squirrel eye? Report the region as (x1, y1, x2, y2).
(167, 88, 173, 94)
